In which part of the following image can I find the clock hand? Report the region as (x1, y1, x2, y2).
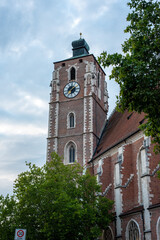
(68, 85, 78, 94)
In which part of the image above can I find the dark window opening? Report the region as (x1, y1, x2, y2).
(69, 113, 74, 128)
(127, 113, 133, 120)
(70, 67, 76, 80)
(103, 227, 113, 240)
(79, 59, 83, 63)
(69, 145, 75, 163)
(62, 63, 65, 67)
(139, 118, 145, 125)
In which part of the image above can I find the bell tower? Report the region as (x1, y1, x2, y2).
(47, 37, 108, 167)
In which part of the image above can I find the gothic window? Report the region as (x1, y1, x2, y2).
(103, 227, 114, 240)
(69, 145, 75, 163)
(127, 220, 140, 240)
(67, 112, 75, 128)
(157, 217, 160, 240)
(64, 141, 77, 165)
(69, 113, 74, 128)
(70, 67, 76, 80)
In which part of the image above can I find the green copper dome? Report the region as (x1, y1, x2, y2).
(72, 38, 90, 57)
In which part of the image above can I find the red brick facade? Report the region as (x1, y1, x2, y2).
(47, 40, 160, 239)
(91, 113, 160, 240)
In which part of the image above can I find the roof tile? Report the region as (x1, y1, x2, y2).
(93, 110, 145, 159)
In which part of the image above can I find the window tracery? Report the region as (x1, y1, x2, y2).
(126, 220, 140, 240)
(64, 141, 77, 165)
(103, 227, 114, 240)
(69, 145, 75, 163)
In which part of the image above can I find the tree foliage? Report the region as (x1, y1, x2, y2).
(0, 195, 17, 239)
(0, 152, 113, 240)
(98, 0, 160, 153)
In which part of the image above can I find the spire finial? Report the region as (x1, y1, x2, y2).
(80, 33, 82, 39)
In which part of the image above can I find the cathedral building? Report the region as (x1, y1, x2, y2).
(47, 38, 160, 240)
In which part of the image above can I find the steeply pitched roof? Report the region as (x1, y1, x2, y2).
(92, 110, 145, 160)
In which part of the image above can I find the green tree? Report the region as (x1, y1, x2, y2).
(98, 0, 160, 153)
(0, 152, 113, 240)
(0, 195, 17, 240)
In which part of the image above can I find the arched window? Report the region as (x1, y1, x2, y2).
(64, 141, 77, 165)
(126, 220, 140, 240)
(70, 67, 76, 80)
(157, 217, 160, 240)
(69, 145, 75, 163)
(69, 113, 74, 128)
(67, 112, 75, 128)
(103, 227, 114, 240)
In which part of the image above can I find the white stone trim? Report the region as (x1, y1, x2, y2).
(90, 133, 93, 159)
(140, 148, 151, 234)
(83, 97, 87, 133)
(89, 96, 93, 132)
(102, 183, 112, 196)
(114, 186, 122, 236)
(54, 137, 58, 153)
(97, 71, 101, 99)
(157, 216, 160, 240)
(85, 61, 96, 74)
(83, 134, 87, 167)
(55, 102, 59, 137)
(48, 104, 52, 138)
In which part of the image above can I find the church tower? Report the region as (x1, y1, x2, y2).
(47, 37, 108, 167)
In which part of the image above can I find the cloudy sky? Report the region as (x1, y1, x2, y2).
(0, 0, 129, 196)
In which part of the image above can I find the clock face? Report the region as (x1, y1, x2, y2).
(63, 81, 80, 98)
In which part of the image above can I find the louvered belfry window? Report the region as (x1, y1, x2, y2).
(70, 67, 75, 80)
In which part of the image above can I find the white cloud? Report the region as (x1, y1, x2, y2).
(0, 122, 47, 136)
(0, 90, 47, 116)
(14, 0, 35, 12)
(9, 44, 27, 57)
(6, 38, 54, 59)
(21, 92, 47, 113)
(29, 39, 54, 59)
(0, 177, 14, 196)
(94, 5, 109, 19)
(69, 0, 87, 12)
(0, 173, 17, 183)
(71, 17, 81, 29)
